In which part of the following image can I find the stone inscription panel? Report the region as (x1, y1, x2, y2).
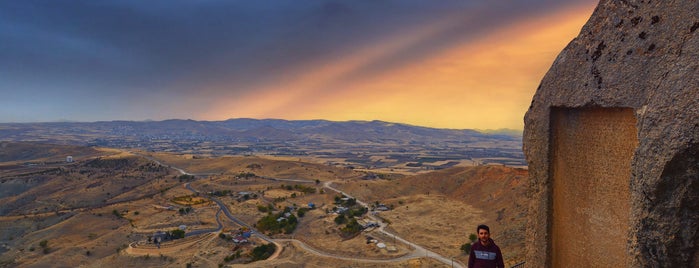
(550, 107, 638, 267)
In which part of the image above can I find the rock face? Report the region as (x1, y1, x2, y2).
(523, 1, 698, 267)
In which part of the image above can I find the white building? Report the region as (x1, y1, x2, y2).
(66, 156, 73, 163)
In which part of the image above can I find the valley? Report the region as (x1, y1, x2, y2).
(0, 142, 527, 267)
(0, 119, 526, 174)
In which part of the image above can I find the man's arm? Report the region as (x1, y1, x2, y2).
(468, 243, 476, 268)
(496, 246, 504, 268)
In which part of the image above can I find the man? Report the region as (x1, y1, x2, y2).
(468, 224, 504, 268)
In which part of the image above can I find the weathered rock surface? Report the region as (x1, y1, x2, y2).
(523, 0, 698, 267)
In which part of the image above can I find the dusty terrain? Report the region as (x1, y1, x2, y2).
(0, 143, 526, 267)
(334, 166, 528, 266)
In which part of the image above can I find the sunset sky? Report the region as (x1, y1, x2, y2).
(0, 0, 598, 130)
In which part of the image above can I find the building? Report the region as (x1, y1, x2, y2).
(152, 231, 167, 244)
(232, 235, 248, 244)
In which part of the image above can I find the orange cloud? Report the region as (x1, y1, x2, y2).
(204, 3, 596, 130)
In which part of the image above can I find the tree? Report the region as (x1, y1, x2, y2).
(39, 240, 50, 254)
(334, 214, 347, 225)
(341, 218, 362, 236)
(345, 198, 357, 206)
(250, 243, 277, 261)
(461, 243, 472, 254)
(297, 207, 309, 218)
(170, 229, 185, 239)
(469, 233, 477, 243)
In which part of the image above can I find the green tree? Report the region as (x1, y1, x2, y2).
(461, 243, 472, 254)
(297, 207, 309, 217)
(250, 243, 277, 261)
(469, 233, 477, 243)
(341, 218, 362, 236)
(334, 214, 347, 225)
(170, 229, 185, 239)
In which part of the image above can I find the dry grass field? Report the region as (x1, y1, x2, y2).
(141, 151, 363, 181)
(334, 165, 529, 266)
(230, 241, 450, 268)
(0, 143, 527, 267)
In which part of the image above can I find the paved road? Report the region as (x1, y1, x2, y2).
(186, 209, 223, 237)
(184, 182, 276, 244)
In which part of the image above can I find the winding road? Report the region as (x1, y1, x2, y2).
(185, 209, 223, 237)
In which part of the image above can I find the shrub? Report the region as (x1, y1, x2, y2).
(170, 229, 185, 239)
(250, 243, 276, 261)
(297, 207, 309, 218)
(340, 218, 362, 236)
(334, 214, 347, 225)
(469, 233, 477, 243)
(461, 243, 472, 254)
(112, 210, 122, 219)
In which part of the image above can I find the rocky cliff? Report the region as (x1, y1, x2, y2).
(523, 0, 698, 267)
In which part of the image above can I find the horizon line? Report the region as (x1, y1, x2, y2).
(0, 117, 524, 132)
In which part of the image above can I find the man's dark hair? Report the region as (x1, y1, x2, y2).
(477, 224, 490, 233)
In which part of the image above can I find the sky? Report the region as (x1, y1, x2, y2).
(0, 0, 598, 130)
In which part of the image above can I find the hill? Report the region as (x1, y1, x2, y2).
(335, 165, 528, 265)
(0, 141, 102, 163)
(0, 119, 526, 170)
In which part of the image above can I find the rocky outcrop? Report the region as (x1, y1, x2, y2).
(523, 0, 698, 267)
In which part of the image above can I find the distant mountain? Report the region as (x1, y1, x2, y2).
(0, 118, 526, 168)
(475, 128, 523, 136)
(0, 118, 519, 144)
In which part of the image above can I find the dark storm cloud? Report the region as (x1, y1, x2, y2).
(0, 0, 594, 122)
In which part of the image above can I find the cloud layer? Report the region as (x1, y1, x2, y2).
(0, 0, 597, 129)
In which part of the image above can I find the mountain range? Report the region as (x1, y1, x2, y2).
(0, 118, 521, 144)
